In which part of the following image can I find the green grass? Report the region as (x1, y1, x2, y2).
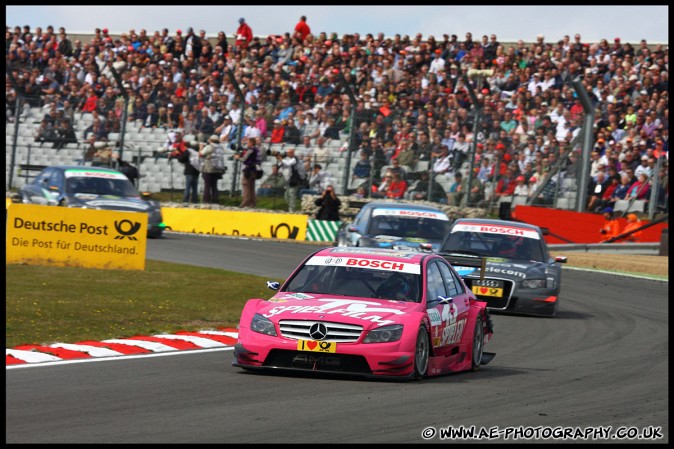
(6, 260, 284, 348)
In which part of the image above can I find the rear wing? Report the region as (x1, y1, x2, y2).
(439, 253, 487, 280)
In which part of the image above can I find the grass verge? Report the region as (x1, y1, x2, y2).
(6, 260, 283, 348)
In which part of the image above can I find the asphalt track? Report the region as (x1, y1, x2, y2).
(5, 233, 669, 443)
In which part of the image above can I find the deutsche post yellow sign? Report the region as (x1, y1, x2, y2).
(162, 207, 308, 240)
(6, 203, 147, 270)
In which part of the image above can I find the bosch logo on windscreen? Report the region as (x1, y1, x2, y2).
(306, 256, 421, 274)
(398, 210, 439, 218)
(480, 226, 524, 236)
(346, 258, 405, 271)
(453, 223, 540, 240)
(372, 208, 448, 220)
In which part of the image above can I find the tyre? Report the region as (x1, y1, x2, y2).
(471, 316, 484, 371)
(413, 326, 430, 380)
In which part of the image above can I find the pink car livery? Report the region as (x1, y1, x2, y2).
(233, 247, 494, 380)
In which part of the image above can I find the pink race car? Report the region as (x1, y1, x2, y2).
(233, 247, 494, 380)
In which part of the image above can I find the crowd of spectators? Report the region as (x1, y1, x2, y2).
(5, 19, 669, 214)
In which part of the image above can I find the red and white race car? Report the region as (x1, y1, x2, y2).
(233, 247, 494, 380)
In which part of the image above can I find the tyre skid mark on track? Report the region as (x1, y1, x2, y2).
(5, 327, 239, 366)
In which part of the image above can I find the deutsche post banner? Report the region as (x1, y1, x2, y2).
(6, 203, 147, 270)
(161, 207, 308, 240)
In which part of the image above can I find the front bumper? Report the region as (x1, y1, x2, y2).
(463, 277, 558, 317)
(497, 293, 559, 317)
(233, 331, 416, 378)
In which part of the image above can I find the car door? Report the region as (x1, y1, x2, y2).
(425, 259, 471, 356)
(426, 259, 470, 355)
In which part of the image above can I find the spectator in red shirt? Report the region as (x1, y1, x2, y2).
(235, 18, 253, 52)
(168, 130, 188, 158)
(569, 98, 584, 122)
(595, 176, 619, 213)
(294, 15, 311, 42)
(81, 87, 98, 113)
(386, 170, 408, 199)
(270, 119, 285, 144)
(495, 168, 517, 197)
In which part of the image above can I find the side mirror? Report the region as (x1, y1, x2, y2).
(555, 256, 567, 264)
(419, 242, 433, 251)
(347, 225, 358, 233)
(267, 281, 280, 290)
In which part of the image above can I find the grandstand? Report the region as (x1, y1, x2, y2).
(5, 27, 668, 217)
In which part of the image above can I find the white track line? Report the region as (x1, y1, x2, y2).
(50, 343, 124, 357)
(196, 330, 240, 339)
(153, 334, 227, 348)
(6, 349, 62, 363)
(101, 339, 178, 352)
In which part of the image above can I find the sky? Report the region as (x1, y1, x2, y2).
(6, 5, 669, 44)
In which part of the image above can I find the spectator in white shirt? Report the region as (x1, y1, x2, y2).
(431, 145, 454, 177)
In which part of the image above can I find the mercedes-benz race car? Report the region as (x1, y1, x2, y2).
(233, 247, 494, 380)
(14, 165, 166, 238)
(437, 218, 567, 317)
(334, 202, 452, 252)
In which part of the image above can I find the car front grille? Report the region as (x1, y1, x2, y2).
(463, 277, 515, 309)
(279, 320, 363, 342)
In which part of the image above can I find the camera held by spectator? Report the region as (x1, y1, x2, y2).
(266, 149, 287, 158)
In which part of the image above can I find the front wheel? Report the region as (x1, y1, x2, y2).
(413, 326, 430, 380)
(471, 316, 484, 371)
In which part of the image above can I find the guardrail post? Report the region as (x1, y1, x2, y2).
(659, 228, 668, 256)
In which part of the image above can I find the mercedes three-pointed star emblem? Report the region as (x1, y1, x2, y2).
(309, 322, 328, 340)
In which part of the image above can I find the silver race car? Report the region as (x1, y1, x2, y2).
(15, 165, 166, 238)
(335, 202, 452, 252)
(437, 218, 567, 317)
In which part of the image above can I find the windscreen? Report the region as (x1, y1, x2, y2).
(66, 176, 138, 197)
(368, 209, 450, 240)
(284, 257, 423, 303)
(441, 222, 544, 262)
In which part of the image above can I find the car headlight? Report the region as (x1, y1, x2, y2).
(250, 313, 277, 336)
(521, 279, 547, 289)
(363, 324, 403, 343)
